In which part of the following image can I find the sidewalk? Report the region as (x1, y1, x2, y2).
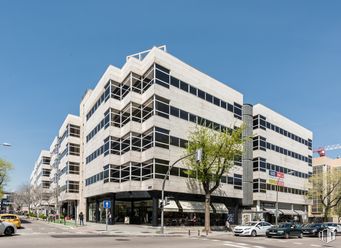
(66, 222, 233, 237)
(27, 217, 233, 237)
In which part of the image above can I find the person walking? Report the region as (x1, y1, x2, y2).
(225, 219, 230, 232)
(79, 212, 84, 226)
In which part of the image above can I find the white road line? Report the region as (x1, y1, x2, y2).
(293, 242, 303, 245)
(210, 239, 220, 242)
(253, 246, 266, 248)
(310, 245, 320, 247)
(224, 244, 247, 248)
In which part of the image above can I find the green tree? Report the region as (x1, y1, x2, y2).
(307, 168, 341, 222)
(0, 158, 13, 198)
(185, 125, 245, 232)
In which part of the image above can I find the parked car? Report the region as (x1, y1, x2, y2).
(324, 223, 341, 233)
(0, 220, 17, 236)
(302, 223, 329, 237)
(266, 222, 303, 239)
(233, 221, 272, 237)
(0, 214, 22, 228)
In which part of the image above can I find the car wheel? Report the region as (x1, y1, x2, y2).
(251, 230, 257, 237)
(4, 227, 14, 236)
(298, 233, 303, 239)
(284, 233, 289, 239)
(267, 235, 272, 238)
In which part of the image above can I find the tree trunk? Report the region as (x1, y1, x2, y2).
(324, 207, 330, 222)
(204, 193, 211, 232)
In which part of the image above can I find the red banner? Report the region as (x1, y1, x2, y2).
(276, 172, 284, 178)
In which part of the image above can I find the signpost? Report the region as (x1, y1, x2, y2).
(103, 200, 111, 231)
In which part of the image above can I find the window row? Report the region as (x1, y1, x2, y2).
(86, 95, 160, 142)
(86, 127, 172, 164)
(86, 65, 156, 121)
(86, 63, 242, 122)
(40, 156, 51, 166)
(253, 136, 312, 165)
(253, 178, 307, 195)
(220, 173, 243, 190)
(253, 115, 312, 150)
(253, 157, 310, 179)
(59, 143, 80, 161)
(60, 162, 80, 175)
(59, 124, 81, 146)
(42, 180, 51, 189)
(169, 75, 242, 120)
(85, 159, 242, 189)
(60, 180, 79, 193)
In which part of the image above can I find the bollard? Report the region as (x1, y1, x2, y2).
(198, 230, 200, 236)
(188, 229, 191, 236)
(206, 230, 208, 236)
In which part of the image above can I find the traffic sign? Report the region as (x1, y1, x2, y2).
(103, 200, 111, 209)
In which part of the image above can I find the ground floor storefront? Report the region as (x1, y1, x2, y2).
(86, 191, 241, 226)
(241, 201, 308, 224)
(60, 200, 78, 220)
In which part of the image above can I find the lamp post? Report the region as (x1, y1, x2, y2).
(160, 148, 202, 235)
(275, 170, 295, 226)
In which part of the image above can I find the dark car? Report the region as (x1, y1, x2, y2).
(266, 223, 303, 239)
(302, 223, 327, 237)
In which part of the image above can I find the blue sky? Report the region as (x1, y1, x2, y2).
(1, 0, 341, 191)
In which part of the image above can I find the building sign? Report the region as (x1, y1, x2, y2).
(267, 178, 284, 186)
(269, 170, 276, 177)
(276, 172, 284, 178)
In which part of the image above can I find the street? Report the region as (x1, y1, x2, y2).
(0, 220, 340, 248)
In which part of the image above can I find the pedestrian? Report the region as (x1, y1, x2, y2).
(225, 219, 230, 232)
(79, 212, 84, 226)
(108, 212, 112, 225)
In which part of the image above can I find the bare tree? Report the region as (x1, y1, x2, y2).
(308, 168, 341, 221)
(0, 158, 13, 198)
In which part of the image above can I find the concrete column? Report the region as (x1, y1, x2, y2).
(111, 194, 115, 225)
(152, 195, 158, 226)
(242, 104, 253, 206)
(95, 199, 100, 223)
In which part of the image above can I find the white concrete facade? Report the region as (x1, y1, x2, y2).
(29, 46, 314, 225)
(252, 104, 313, 223)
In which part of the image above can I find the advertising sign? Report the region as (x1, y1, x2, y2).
(276, 172, 284, 178)
(269, 170, 276, 177)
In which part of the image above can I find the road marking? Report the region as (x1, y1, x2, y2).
(211, 239, 220, 242)
(224, 244, 247, 248)
(310, 245, 320, 247)
(293, 242, 303, 245)
(253, 246, 266, 248)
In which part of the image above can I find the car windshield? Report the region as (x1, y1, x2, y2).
(244, 222, 258, 226)
(305, 224, 321, 228)
(278, 223, 292, 228)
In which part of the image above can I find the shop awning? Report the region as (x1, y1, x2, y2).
(159, 200, 179, 212)
(280, 209, 296, 215)
(294, 210, 306, 216)
(264, 208, 278, 214)
(212, 203, 228, 214)
(179, 201, 213, 213)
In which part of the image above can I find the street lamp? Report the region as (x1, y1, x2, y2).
(160, 148, 202, 234)
(275, 170, 295, 226)
(1, 143, 11, 147)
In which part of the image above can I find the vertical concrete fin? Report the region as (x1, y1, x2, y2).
(242, 104, 253, 206)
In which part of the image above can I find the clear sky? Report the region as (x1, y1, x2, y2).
(1, 0, 341, 191)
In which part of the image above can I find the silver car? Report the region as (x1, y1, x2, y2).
(0, 219, 17, 236)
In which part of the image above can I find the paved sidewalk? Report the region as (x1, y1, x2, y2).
(66, 222, 233, 237)
(25, 217, 233, 237)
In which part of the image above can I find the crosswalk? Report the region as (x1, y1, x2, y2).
(189, 236, 327, 248)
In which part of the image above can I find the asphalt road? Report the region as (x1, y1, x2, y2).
(0, 220, 340, 248)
